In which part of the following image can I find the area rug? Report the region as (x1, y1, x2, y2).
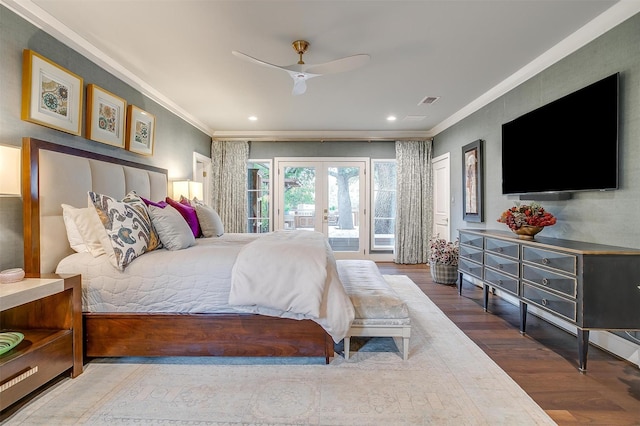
(4, 275, 555, 425)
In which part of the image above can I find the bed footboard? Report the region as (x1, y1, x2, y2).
(84, 313, 334, 363)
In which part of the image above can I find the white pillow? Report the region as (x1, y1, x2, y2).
(61, 204, 88, 252)
(194, 202, 224, 237)
(148, 205, 195, 250)
(61, 204, 106, 256)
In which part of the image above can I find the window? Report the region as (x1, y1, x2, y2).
(247, 160, 272, 233)
(371, 159, 396, 251)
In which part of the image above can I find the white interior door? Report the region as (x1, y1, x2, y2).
(275, 159, 367, 257)
(432, 153, 451, 240)
(193, 152, 212, 206)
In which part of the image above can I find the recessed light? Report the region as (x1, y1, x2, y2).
(248, 116, 258, 121)
(386, 115, 397, 122)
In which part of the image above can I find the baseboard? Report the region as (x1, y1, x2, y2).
(462, 276, 640, 368)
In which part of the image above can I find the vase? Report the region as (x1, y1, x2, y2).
(429, 261, 458, 285)
(511, 225, 544, 240)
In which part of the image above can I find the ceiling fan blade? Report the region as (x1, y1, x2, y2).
(292, 78, 307, 96)
(232, 50, 287, 71)
(287, 71, 318, 96)
(305, 54, 370, 75)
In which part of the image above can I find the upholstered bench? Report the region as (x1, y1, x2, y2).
(336, 259, 411, 360)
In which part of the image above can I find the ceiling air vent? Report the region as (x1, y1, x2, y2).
(403, 115, 426, 122)
(417, 96, 440, 106)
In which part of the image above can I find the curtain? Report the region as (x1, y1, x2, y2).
(210, 140, 249, 233)
(394, 140, 433, 264)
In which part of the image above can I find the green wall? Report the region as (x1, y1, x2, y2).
(0, 5, 212, 270)
(433, 11, 640, 251)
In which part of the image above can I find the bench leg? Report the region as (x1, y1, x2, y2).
(344, 337, 351, 360)
(403, 337, 409, 360)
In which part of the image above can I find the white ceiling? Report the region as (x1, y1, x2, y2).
(6, 0, 639, 140)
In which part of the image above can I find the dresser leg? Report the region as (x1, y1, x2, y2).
(457, 272, 463, 295)
(578, 329, 589, 373)
(483, 284, 489, 312)
(519, 301, 527, 335)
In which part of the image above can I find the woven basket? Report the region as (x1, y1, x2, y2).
(429, 261, 458, 285)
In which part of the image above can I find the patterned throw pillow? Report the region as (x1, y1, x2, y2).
(88, 191, 161, 270)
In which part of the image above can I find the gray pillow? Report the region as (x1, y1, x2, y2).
(194, 203, 224, 237)
(149, 205, 195, 250)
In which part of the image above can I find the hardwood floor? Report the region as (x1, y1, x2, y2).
(377, 262, 640, 426)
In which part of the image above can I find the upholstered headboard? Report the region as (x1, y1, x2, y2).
(22, 137, 168, 274)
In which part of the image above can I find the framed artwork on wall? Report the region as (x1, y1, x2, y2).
(86, 84, 126, 148)
(462, 139, 484, 222)
(126, 105, 156, 156)
(21, 49, 83, 136)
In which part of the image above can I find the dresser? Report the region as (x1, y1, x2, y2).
(0, 274, 82, 411)
(458, 229, 640, 372)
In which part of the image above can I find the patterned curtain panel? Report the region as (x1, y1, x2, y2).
(211, 140, 249, 233)
(394, 140, 433, 264)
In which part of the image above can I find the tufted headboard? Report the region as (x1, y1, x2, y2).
(22, 137, 168, 274)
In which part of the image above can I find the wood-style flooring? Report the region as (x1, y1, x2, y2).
(376, 262, 640, 425)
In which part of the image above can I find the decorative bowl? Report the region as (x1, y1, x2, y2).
(511, 225, 544, 240)
(0, 268, 25, 284)
(0, 332, 25, 356)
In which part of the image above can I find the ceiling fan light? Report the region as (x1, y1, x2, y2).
(387, 115, 397, 122)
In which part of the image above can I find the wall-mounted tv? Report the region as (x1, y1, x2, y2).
(501, 73, 619, 195)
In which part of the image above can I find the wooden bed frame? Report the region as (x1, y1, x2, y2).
(22, 137, 334, 363)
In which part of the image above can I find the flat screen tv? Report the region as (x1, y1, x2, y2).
(501, 73, 619, 195)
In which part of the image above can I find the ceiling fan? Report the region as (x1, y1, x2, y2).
(232, 40, 370, 95)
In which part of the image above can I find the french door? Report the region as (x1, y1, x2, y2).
(275, 159, 368, 257)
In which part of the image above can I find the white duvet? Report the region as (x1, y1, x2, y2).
(56, 232, 355, 342)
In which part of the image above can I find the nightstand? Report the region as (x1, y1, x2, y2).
(0, 274, 82, 411)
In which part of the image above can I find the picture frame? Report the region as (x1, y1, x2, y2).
(125, 105, 156, 156)
(21, 49, 83, 136)
(86, 84, 126, 148)
(462, 139, 484, 222)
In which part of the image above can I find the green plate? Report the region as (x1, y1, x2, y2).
(0, 332, 25, 355)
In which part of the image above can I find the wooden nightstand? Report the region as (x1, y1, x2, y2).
(0, 274, 82, 411)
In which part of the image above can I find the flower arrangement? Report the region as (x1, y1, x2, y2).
(497, 202, 557, 230)
(428, 235, 459, 266)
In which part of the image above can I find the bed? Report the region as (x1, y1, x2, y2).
(21, 137, 354, 363)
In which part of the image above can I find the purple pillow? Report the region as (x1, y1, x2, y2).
(141, 196, 168, 209)
(166, 197, 201, 237)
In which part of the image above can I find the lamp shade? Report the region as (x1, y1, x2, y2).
(172, 180, 203, 201)
(0, 145, 21, 196)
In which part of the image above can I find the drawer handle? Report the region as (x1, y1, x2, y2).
(542, 278, 549, 286)
(0, 366, 38, 393)
(498, 280, 503, 285)
(497, 247, 503, 253)
(542, 258, 550, 265)
(542, 299, 548, 306)
(498, 264, 503, 269)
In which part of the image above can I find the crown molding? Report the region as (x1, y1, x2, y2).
(211, 130, 433, 141)
(1, 0, 213, 136)
(4, 0, 638, 140)
(431, 1, 640, 136)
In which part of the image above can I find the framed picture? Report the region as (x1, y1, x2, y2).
(86, 84, 126, 147)
(126, 105, 155, 156)
(462, 139, 483, 222)
(21, 49, 83, 136)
